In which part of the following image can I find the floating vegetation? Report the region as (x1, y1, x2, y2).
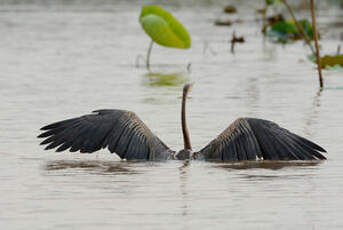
(143, 72, 190, 86)
(259, 0, 280, 34)
(267, 14, 284, 25)
(320, 55, 343, 69)
(267, 19, 314, 43)
(214, 18, 243, 27)
(223, 5, 237, 14)
(214, 19, 232, 26)
(326, 65, 343, 70)
(259, 0, 316, 55)
(326, 86, 343, 90)
(266, 0, 276, 5)
(139, 5, 191, 70)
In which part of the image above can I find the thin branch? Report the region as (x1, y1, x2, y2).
(230, 31, 245, 54)
(281, 0, 315, 55)
(310, 0, 323, 89)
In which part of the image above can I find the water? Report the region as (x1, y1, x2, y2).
(1, 0, 343, 229)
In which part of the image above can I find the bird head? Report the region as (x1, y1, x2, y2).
(183, 82, 195, 95)
(174, 149, 193, 160)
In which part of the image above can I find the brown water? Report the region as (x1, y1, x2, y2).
(1, 1, 343, 229)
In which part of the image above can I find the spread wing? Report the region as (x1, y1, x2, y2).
(38, 109, 171, 160)
(198, 118, 326, 161)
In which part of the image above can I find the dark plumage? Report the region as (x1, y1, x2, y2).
(38, 109, 172, 160)
(198, 118, 326, 160)
(38, 84, 327, 161)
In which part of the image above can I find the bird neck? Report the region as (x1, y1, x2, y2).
(181, 86, 192, 150)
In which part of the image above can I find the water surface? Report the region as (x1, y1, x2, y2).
(1, 1, 343, 229)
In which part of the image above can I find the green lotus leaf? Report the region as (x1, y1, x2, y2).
(266, 0, 281, 5)
(139, 5, 191, 49)
(320, 55, 343, 69)
(267, 19, 314, 43)
(299, 19, 313, 39)
(266, 0, 275, 5)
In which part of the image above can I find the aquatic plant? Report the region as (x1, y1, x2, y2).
(214, 19, 232, 26)
(259, 0, 278, 34)
(280, 0, 315, 54)
(139, 5, 191, 70)
(260, 0, 316, 54)
(143, 72, 189, 86)
(223, 5, 237, 14)
(266, 0, 276, 5)
(310, 0, 323, 89)
(262, 0, 325, 88)
(267, 19, 313, 43)
(320, 55, 343, 69)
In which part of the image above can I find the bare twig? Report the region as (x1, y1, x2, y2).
(230, 31, 245, 54)
(281, 0, 315, 55)
(310, 0, 323, 89)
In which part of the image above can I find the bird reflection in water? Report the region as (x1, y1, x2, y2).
(44, 160, 140, 175)
(179, 160, 191, 218)
(211, 160, 324, 182)
(304, 89, 322, 137)
(211, 160, 323, 170)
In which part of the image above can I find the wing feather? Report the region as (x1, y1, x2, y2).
(198, 118, 326, 161)
(38, 109, 171, 160)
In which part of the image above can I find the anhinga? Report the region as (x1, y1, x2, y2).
(38, 83, 326, 161)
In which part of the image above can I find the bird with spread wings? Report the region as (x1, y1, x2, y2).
(38, 83, 326, 161)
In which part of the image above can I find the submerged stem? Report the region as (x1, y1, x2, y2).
(310, 0, 324, 89)
(146, 40, 154, 70)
